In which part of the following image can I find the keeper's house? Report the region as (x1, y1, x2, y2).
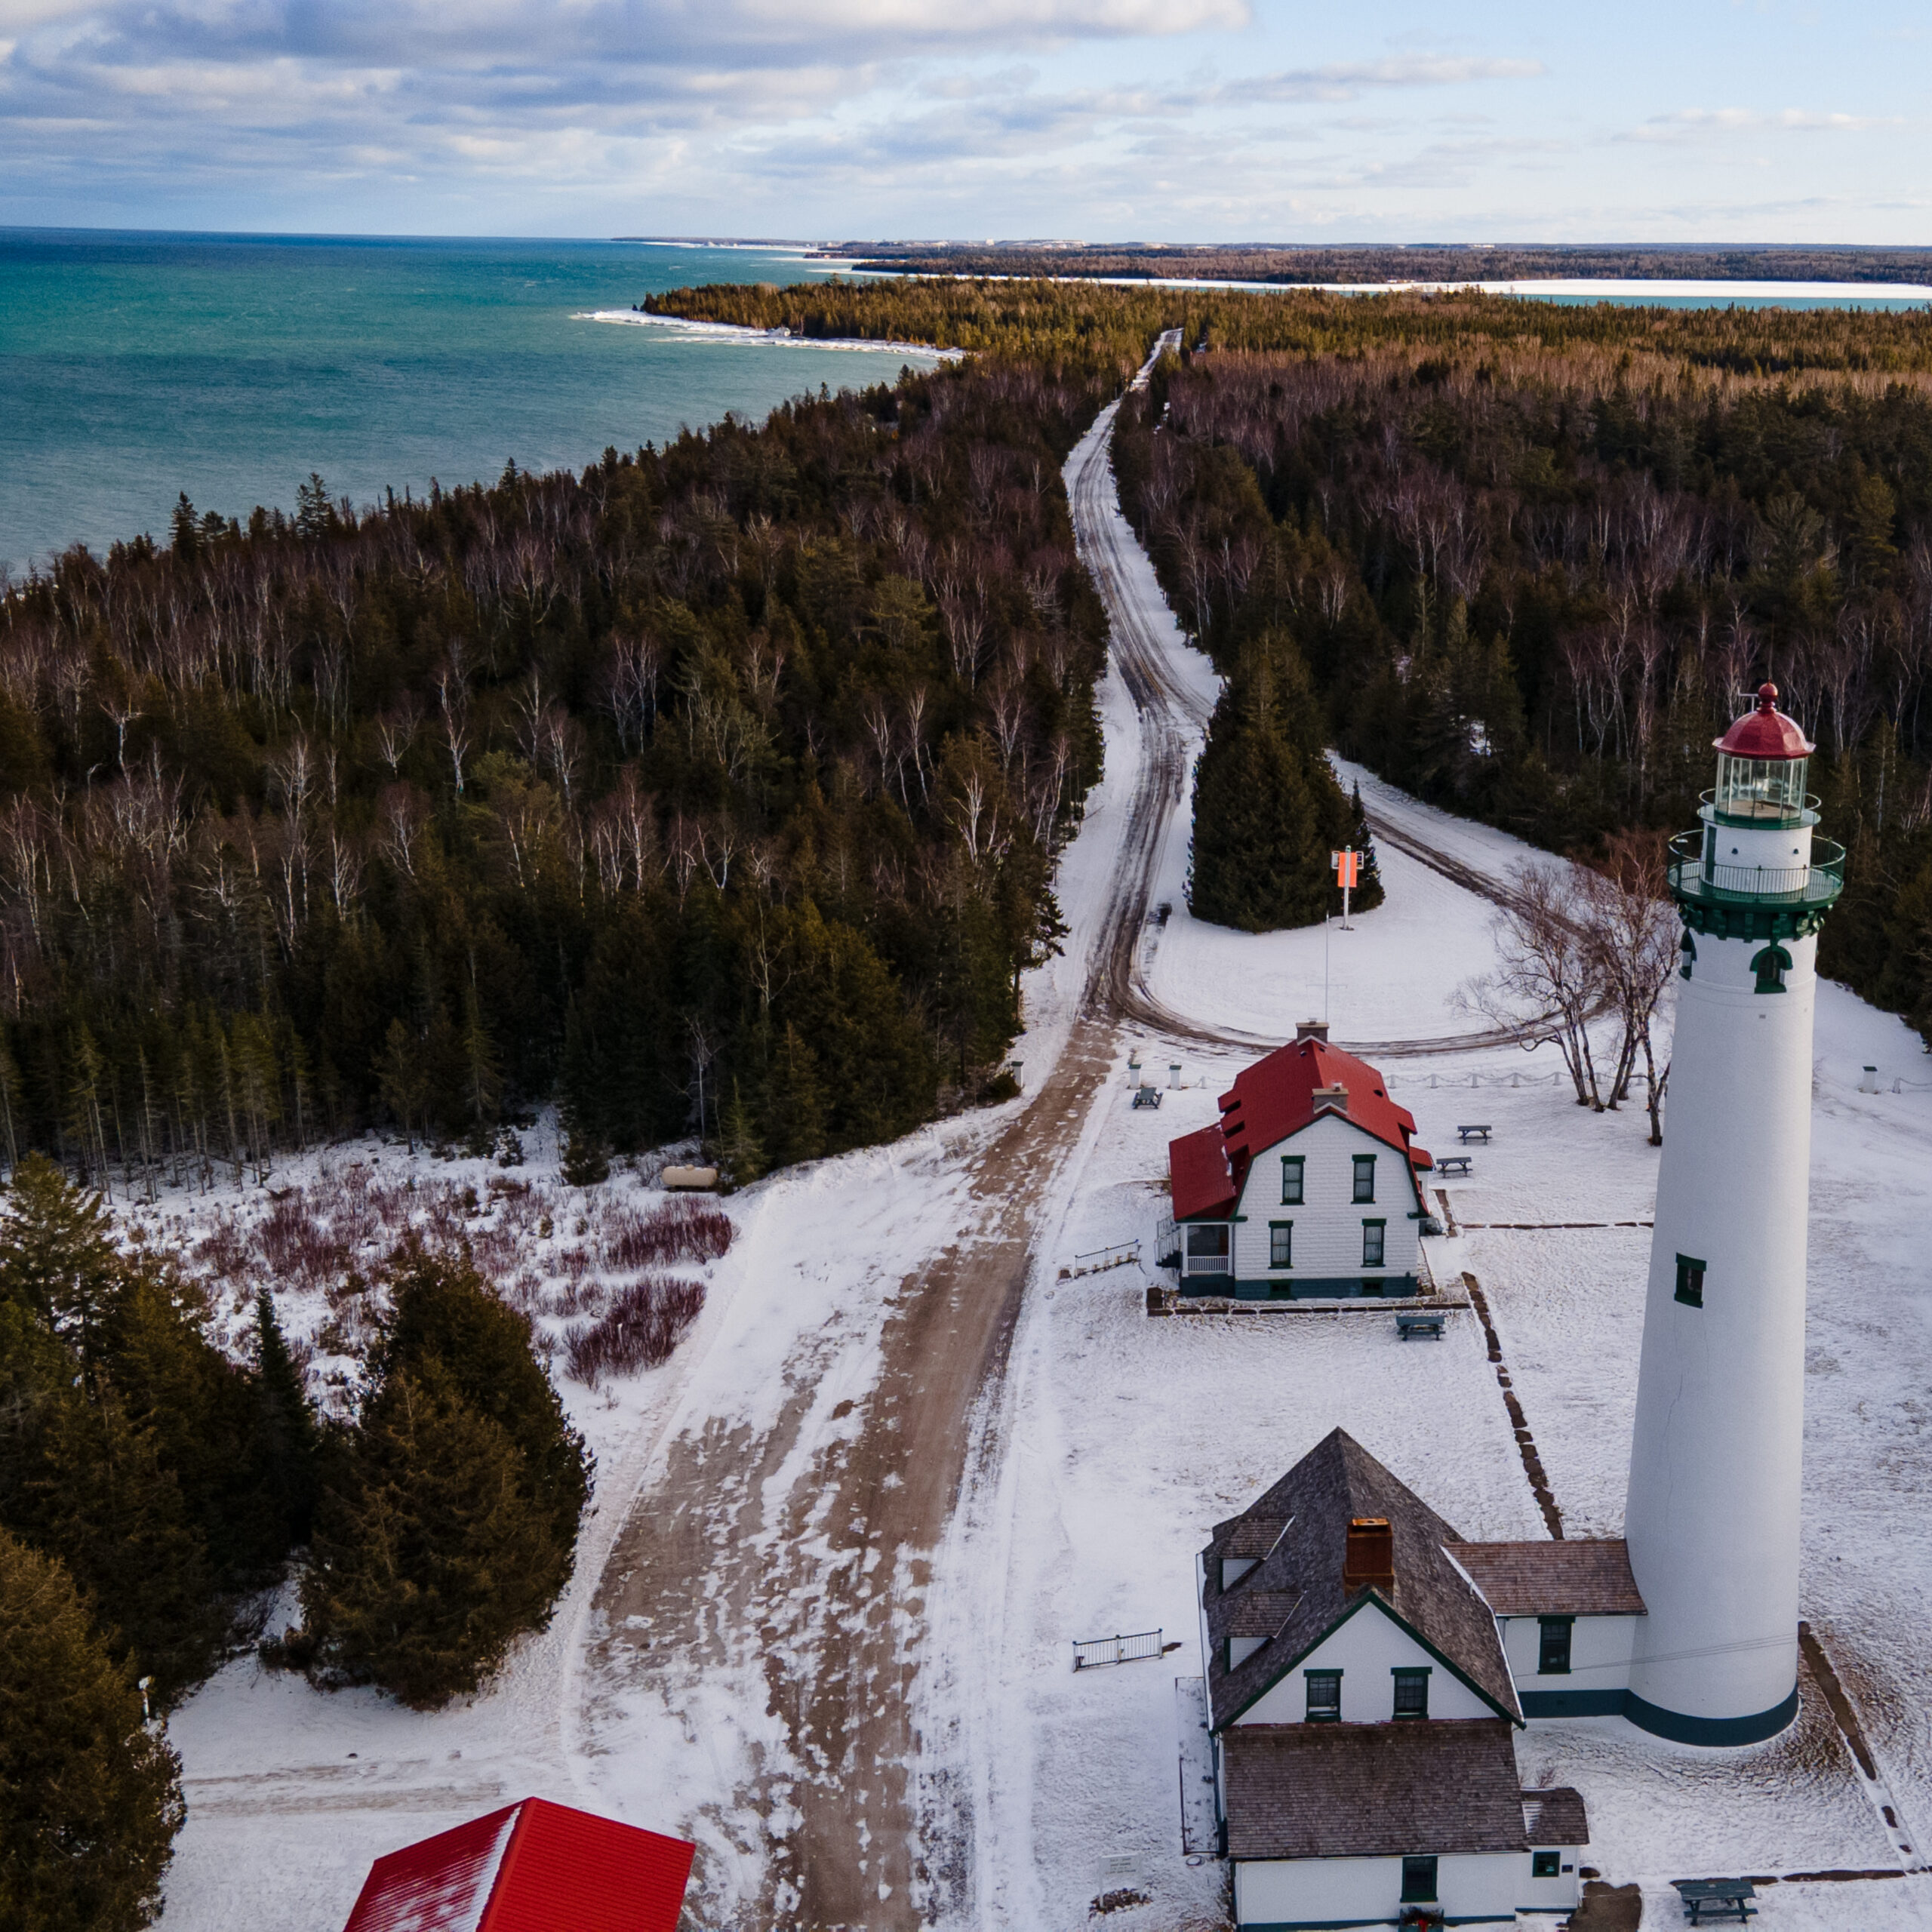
(1201, 1430, 1621, 1929)
(1169, 1027, 1433, 1298)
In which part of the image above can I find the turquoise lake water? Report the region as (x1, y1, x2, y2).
(0, 231, 909, 574)
(7, 230, 1927, 577)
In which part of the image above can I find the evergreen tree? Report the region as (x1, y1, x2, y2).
(765, 1023, 828, 1168)
(300, 1364, 564, 1708)
(0, 1153, 118, 1391)
(558, 1101, 610, 1186)
(0, 1528, 183, 1932)
(368, 1242, 591, 1551)
(1343, 782, 1387, 915)
(1189, 649, 1344, 931)
(251, 1291, 321, 1546)
(718, 1080, 766, 1186)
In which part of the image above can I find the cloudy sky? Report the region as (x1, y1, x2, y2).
(1, 0, 1927, 240)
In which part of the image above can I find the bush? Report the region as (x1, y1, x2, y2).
(601, 1202, 733, 1271)
(0, 1527, 183, 1931)
(565, 1277, 706, 1387)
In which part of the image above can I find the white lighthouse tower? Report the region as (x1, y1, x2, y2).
(1623, 683, 1844, 1745)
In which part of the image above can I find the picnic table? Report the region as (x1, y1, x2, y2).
(1435, 1154, 1473, 1177)
(1672, 1878, 1757, 1924)
(1395, 1310, 1444, 1341)
(1455, 1124, 1493, 1143)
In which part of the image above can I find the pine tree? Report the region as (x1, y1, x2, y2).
(0, 1152, 118, 1389)
(1342, 781, 1386, 914)
(558, 1101, 610, 1186)
(300, 1364, 564, 1708)
(0, 1528, 183, 1932)
(767, 1024, 828, 1168)
(718, 1080, 765, 1187)
(369, 1242, 591, 1551)
(252, 1291, 320, 1546)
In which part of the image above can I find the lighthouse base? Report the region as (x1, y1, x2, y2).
(1623, 1682, 1799, 1748)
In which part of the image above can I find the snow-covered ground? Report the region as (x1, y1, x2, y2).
(145, 411, 1932, 1931)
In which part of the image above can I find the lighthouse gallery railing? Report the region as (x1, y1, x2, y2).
(1667, 832, 1845, 906)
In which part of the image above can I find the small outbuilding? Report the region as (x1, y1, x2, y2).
(340, 1795, 695, 1932)
(1169, 1026, 1433, 1298)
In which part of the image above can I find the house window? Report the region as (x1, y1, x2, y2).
(1538, 1616, 1574, 1675)
(1269, 1222, 1294, 1269)
(1675, 1254, 1705, 1308)
(1280, 1156, 1304, 1204)
(1304, 1669, 1342, 1722)
(1400, 1855, 1439, 1904)
(1185, 1225, 1230, 1275)
(1361, 1220, 1386, 1268)
(1352, 1155, 1377, 1203)
(1392, 1667, 1430, 1720)
(1532, 1851, 1562, 1879)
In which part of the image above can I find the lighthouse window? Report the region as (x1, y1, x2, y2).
(1269, 1222, 1294, 1269)
(1679, 931, 1697, 981)
(1675, 1254, 1706, 1307)
(1532, 1851, 1562, 1879)
(1400, 1856, 1439, 1904)
(1280, 1156, 1304, 1204)
(1352, 1155, 1377, 1202)
(1751, 943, 1792, 995)
(1361, 1221, 1386, 1267)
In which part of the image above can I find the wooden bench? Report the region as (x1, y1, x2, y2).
(1395, 1311, 1445, 1340)
(1435, 1154, 1473, 1177)
(1455, 1124, 1493, 1143)
(1672, 1879, 1757, 1924)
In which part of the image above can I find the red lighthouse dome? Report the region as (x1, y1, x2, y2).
(1715, 683, 1813, 759)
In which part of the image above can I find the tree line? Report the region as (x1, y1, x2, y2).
(0, 356, 1116, 1194)
(1110, 328, 1932, 1045)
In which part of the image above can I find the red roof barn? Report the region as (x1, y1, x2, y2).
(340, 1796, 694, 1932)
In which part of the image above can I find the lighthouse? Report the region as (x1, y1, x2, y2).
(1623, 684, 1844, 1745)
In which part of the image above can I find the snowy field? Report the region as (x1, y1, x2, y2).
(143, 420, 1932, 1931)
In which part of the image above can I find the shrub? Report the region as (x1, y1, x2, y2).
(601, 1202, 733, 1272)
(565, 1277, 706, 1387)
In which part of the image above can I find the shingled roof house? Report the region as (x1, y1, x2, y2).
(1168, 1027, 1433, 1299)
(1199, 1431, 1639, 1928)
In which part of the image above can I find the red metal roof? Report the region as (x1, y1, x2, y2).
(1169, 1038, 1429, 1221)
(1715, 683, 1812, 758)
(340, 1797, 695, 1932)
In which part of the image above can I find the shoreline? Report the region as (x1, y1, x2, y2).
(579, 309, 963, 359)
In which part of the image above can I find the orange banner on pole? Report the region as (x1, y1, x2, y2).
(1331, 849, 1360, 890)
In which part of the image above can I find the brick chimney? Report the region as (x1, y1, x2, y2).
(1343, 1517, 1394, 1591)
(1295, 1019, 1331, 1042)
(1312, 1081, 1349, 1115)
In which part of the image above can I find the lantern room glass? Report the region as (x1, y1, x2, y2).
(1715, 751, 1809, 823)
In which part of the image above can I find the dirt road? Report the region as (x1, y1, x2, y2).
(586, 358, 1552, 1930)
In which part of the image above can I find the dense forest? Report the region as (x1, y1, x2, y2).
(829, 243, 1932, 288)
(0, 355, 1116, 1194)
(1109, 326, 1932, 1041)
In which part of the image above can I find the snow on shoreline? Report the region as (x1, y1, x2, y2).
(578, 309, 963, 360)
